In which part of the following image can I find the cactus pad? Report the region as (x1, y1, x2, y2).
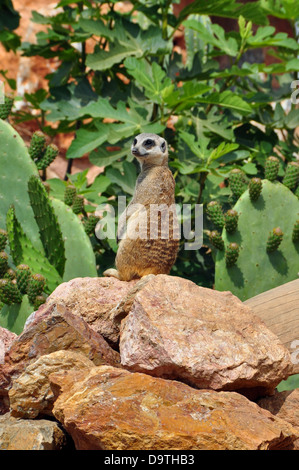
(215, 180, 299, 300)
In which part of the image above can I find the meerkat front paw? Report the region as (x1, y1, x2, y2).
(103, 268, 121, 279)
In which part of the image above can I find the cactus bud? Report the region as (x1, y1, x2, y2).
(4, 268, 16, 280)
(0, 95, 14, 120)
(29, 131, 46, 162)
(64, 185, 77, 206)
(249, 177, 262, 201)
(83, 215, 100, 236)
(0, 229, 8, 251)
(282, 162, 299, 191)
(72, 194, 85, 215)
(27, 273, 46, 305)
(0, 251, 8, 277)
(292, 220, 299, 243)
(224, 209, 239, 233)
(228, 169, 248, 199)
(266, 227, 284, 252)
(225, 242, 240, 267)
(16, 264, 31, 294)
(209, 230, 224, 251)
(33, 294, 46, 310)
(206, 201, 224, 229)
(265, 156, 279, 181)
(36, 144, 59, 170)
(0, 279, 22, 305)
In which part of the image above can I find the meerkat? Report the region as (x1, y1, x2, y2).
(103, 133, 180, 281)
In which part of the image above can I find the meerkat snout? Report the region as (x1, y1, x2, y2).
(131, 133, 168, 166)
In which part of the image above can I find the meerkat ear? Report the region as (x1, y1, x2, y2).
(161, 140, 166, 153)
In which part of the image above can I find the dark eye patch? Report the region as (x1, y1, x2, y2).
(133, 138, 137, 146)
(143, 139, 154, 147)
(161, 141, 166, 153)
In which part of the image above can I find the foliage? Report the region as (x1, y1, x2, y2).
(1, 0, 299, 290)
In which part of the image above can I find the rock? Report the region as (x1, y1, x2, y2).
(0, 303, 120, 405)
(0, 327, 17, 357)
(0, 413, 67, 450)
(119, 275, 293, 398)
(50, 365, 297, 450)
(9, 351, 94, 419)
(258, 388, 299, 450)
(43, 276, 154, 347)
(0, 328, 17, 415)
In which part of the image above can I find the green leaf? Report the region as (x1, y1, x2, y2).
(198, 91, 253, 115)
(66, 125, 109, 159)
(261, 0, 299, 20)
(178, 0, 268, 25)
(165, 81, 212, 111)
(106, 161, 137, 196)
(89, 145, 130, 168)
(86, 23, 169, 71)
(285, 108, 299, 129)
(124, 57, 172, 105)
(183, 19, 239, 57)
(247, 26, 299, 50)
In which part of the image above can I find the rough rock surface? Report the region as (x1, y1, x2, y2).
(0, 413, 67, 450)
(0, 327, 17, 357)
(50, 365, 297, 450)
(0, 303, 120, 405)
(9, 351, 95, 419)
(120, 275, 293, 397)
(258, 388, 299, 450)
(43, 276, 153, 346)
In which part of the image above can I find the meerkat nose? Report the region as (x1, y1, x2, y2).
(132, 148, 139, 155)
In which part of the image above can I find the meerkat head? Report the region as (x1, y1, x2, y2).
(131, 133, 168, 168)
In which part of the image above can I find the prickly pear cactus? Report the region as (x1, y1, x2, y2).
(0, 119, 42, 250)
(0, 119, 98, 333)
(51, 198, 97, 280)
(215, 180, 299, 301)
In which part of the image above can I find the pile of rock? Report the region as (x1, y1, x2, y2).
(0, 274, 298, 450)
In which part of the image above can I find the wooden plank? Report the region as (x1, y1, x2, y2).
(244, 279, 299, 374)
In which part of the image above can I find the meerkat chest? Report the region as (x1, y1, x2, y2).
(134, 167, 175, 206)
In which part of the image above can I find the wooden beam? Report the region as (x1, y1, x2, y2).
(244, 279, 299, 374)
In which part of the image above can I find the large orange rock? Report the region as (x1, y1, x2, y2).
(0, 303, 120, 408)
(0, 413, 67, 450)
(258, 388, 299, 450)
(120, 275, 293, 398)
(9, 350, 94, 419)
(50, 365, 298, 450)
(43, 275, 153, 346)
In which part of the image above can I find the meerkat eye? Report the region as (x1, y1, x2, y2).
(133, 138, 137, 146)
(161, 141, 166, 153)
(143, 139, 154, 147)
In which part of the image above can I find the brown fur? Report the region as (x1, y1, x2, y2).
(104, 134, 179, 281)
